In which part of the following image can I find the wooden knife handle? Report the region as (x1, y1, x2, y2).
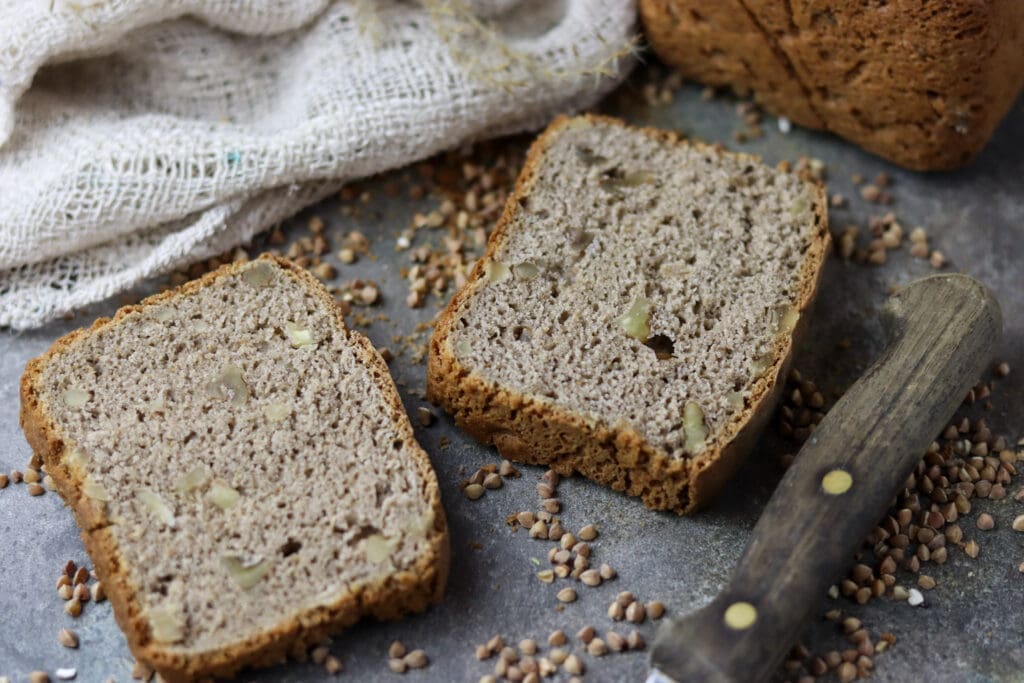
(650, 274, 1002, 683)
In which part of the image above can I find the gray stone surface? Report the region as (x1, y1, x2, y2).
(1, 76, 1022, 682)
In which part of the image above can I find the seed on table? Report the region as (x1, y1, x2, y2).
(627, 630, 645, 650)
(23, 468, 40, 484)
(918, 575, 936, 590)
(536, 511, 553, 523)
(517, 511, 536, 528)
(576, 625, 595, 643)
(58, 584, 73, 601)
(58, 627, 79, 649)
(483, 473, 503, 490)
(580, 569, 602, 587)
(479, 676, 497, 683)
(578, 524, 598, 541)
(587, 638, 607, 656)
(486, 635, 504, 652)
(995, 362, 1011, 377)
(519, 639, 537, 656)
(842, 617, 861, 634)
(538, 658, 555, 677)
(536, 569, 554, 583)
(554, 549, 571, 564)
(493, 659, 508, 678)
(854, 587, 871, 605)
(536, 483, 554, 499)
(549, 648, 568, 665)
(626, 601, 646, 623)
(837, 661, 857, 683)
(1012, 515, 1024, 532)
(56, 575, 71, 590)
(311, 646, 330, 665)
(29, 673, 49, 683)
(647, 601, 666, 619)
(91, 582, 105, 602)
(546, 630, 567, 647)
(65, 598, 82, 617)
(0, 473, 8, 488)
(500, 646, 518, 662)
(28, 483, 45, 496)
(73, 584, 90, 602)
(529, 521, 548, 539)
(554, 565, 570, 578)
(388, 658, 406, 674)
(543, 469, 560, 487)
(499, 460, 519, 477)
(563, 654, 584, 675)
(560, 533, 577, 550)
(598, 563, 616, 580)
(606, 631, 626, 652)
(324, 655, 343, 675)
(573, 554, 589, 571)
(977, 513, 995, 530)
(851, 563, 872, 583)
(388, 641, 406, 659)
(557, 587, 577, 603)
(541, 498, 561, 514)
(547, 521, 565, 541)
(608, 601, 625, 620)
(403, 649, 428, 669)
(463, 484, 485, 500)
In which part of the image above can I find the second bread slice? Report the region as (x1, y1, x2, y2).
(428, 115, 828, 513)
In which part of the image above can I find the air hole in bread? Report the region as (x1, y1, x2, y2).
(644, 334, 675, 360)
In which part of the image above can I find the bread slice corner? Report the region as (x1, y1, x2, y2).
(20, 255, 449, 681)
(428, 114, 828, 513)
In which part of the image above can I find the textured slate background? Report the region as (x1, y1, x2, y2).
(1, 70, 1021, 682)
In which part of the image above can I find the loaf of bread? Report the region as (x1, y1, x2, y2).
(428, 115, 828, 513)
(640, 0, 1024, 171)
(20, 256, 448, 682)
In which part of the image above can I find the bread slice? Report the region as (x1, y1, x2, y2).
(428, 115, 828, 513)
(20, 255, 449, 682)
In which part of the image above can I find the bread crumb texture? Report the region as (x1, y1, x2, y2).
(21, 257, 448, 681)
(429, 115, 828, 513)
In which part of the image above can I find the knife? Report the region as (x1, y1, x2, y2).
(649, 273, 1002, 683)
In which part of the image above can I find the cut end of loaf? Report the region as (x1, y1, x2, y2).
(20, 256, 448, 680)
(428, 115, 828, 512)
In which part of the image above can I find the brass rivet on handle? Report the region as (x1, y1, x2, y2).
(723, 601, 757, 630)
(821, 469, 853, 495)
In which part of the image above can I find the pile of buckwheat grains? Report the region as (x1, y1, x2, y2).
(772, 361, 1019, 682)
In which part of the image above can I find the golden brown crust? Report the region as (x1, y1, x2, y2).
(19, 254, 449, 682)
(427, 114, 829, 514)
(640, 0, 1024, 171)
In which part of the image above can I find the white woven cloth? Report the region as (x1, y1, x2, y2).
(0, 0, 636, 329)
